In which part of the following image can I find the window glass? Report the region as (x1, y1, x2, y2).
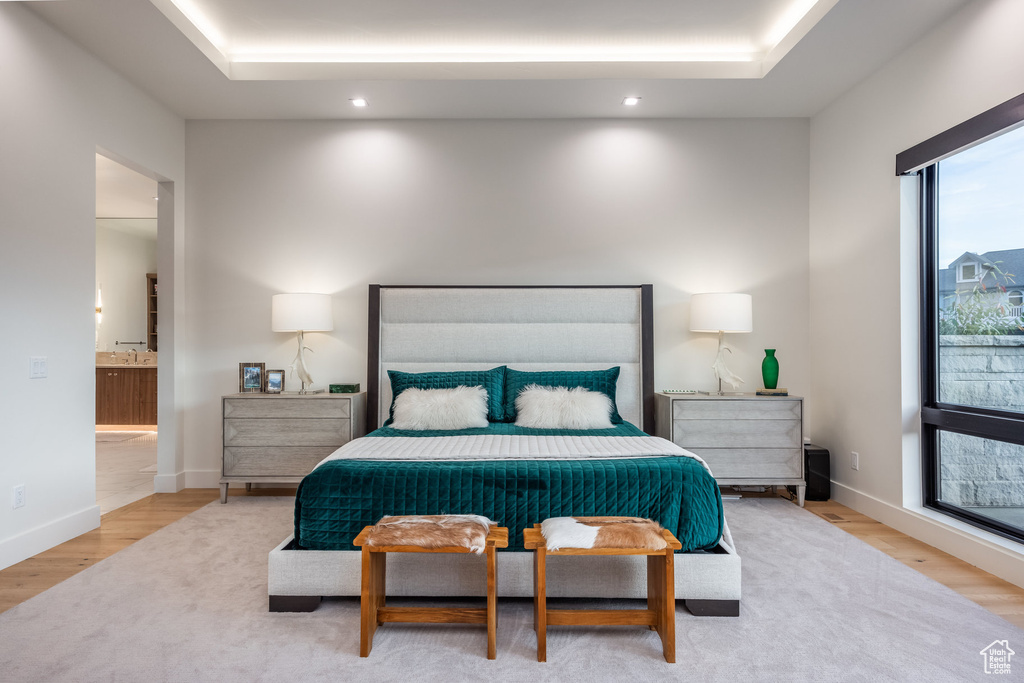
(937, 125, 1024, 410)
(938, 432, 1024, 531)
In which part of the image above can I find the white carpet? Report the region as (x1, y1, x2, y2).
(0, 497, 1019, 682)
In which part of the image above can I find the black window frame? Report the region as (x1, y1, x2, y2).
(899, 92, 1024, 543)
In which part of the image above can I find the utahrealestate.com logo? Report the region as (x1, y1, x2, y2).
(980, 640, 1014, 675)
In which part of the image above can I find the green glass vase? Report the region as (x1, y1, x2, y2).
(761, 349, 779, 390)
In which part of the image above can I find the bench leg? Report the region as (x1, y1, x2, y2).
(646, 553, 659, 631)
(651, 550, 676, 663)
(486, 544, 498, 659)
(534, 547, 547, 662)
(360, 548, 385, 657)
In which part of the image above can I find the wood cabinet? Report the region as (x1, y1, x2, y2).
(146, 273, 157, 352)
(96, 367, 157, 425)
(221, 392, 366, 503)
(655, 392, 805, 506)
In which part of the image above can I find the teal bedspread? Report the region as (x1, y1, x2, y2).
(293, 423, 723, 553)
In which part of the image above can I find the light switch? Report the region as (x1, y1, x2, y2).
(29, 356, 47, 379)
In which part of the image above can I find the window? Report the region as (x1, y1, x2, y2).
(899, 93, 1024, 542)
(956, 262, 979, 282)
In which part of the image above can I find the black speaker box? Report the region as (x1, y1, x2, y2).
(804, 444, 831, 501)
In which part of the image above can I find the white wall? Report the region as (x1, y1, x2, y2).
(95, 222, 157, 352)
(810, 0, 1024, 584)
(184, 118, 811, 485)
(0, 4, 185, 570)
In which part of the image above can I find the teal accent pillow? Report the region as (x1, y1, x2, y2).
(387, 367, 507, 424)
(503, 367, 622, 424)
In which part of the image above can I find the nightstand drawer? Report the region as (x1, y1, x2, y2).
(224, 418, 351, 447)
(672, 399, 800, 421)
(688, 447, 802, 479)
(224, 398, 350, 419)
(224, 447, 337, 477)
(672, 418, 800, 449)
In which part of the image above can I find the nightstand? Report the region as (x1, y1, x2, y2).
(220, 392, 366, 503)
(654, 392, 805, 506)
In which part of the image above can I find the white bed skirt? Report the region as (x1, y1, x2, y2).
(268, 536, 741, 602)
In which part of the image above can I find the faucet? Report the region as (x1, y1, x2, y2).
(128, 349, 138, 365)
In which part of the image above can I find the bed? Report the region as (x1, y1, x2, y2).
(268, 285, 741, 615)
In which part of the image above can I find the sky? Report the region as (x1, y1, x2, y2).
(938, 123, 1024, 268)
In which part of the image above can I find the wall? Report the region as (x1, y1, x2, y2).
(809, 0, 1024, 584)
(0, 4, 185, 570)
(184, 118, 811, 485)
(95, 221, 157, 352)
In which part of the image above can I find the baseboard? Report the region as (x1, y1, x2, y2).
(156, 469, 268, 491)
(184, 469, 221, 489)
(153, 471, 186, 493)
(832, 481, 1024, 588)
(0, 504, 101, 571)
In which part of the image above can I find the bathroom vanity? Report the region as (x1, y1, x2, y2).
(95, 352, 157, 425)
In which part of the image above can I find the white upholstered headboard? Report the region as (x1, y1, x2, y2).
(366, 285, 654, 432)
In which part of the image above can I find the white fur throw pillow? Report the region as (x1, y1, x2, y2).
(514, 384, 614, 429)
(390, 386, 489, 430)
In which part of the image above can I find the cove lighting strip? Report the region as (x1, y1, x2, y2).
(150, 0, 837, 80)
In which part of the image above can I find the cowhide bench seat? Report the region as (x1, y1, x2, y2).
(353, 515, 509, 660)
(523, 517, 682, 663)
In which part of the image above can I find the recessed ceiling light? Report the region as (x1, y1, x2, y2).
(622, 97, 641, 106)
(350, 98, 368, 107)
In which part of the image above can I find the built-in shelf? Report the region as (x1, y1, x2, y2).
(146, 273, 157, 352)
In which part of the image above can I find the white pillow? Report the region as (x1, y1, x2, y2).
(390, 386, 489, 430)
(514, 384, 614, 430)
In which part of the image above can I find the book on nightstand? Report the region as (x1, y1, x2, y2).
(756, 387, 789, 396)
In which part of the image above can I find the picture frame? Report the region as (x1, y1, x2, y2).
(265, 369, 285, 394)
(239, 362, 265, 393)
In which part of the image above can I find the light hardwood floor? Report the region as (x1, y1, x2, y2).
(95, 430, 158, 513)
(2, 491, 1024, 629)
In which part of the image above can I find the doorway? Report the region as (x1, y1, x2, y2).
(95, 153, 158, 513)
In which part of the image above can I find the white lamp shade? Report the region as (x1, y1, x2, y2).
(271, 293, 334, 332)
(689, 292, 752, 333)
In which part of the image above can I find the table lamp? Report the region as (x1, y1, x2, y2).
(689, 292, 753, 394)
(272, 293, 334, 394)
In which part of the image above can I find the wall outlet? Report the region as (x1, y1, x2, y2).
(851, 452, 860, 471)
(13, 484, 25, 509)
(29, 356, 47, 379)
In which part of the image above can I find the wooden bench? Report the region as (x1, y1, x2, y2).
(353, 519, 509, 659)
(523, 520, 682, 663)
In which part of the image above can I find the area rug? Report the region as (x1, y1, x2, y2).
(0, 498, 1019, 682)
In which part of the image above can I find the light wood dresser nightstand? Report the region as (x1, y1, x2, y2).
(654, 392, 805, 506)
(220, 392, 366, 503)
